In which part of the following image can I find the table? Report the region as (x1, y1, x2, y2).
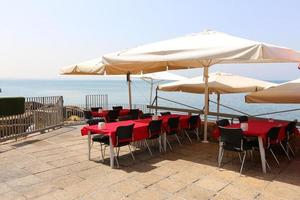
(91, 109, 131, 118)
(81, 114, 194, 168)
(213, 119, 288, 173)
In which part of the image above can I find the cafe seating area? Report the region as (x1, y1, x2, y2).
(81, 106, 201, 168)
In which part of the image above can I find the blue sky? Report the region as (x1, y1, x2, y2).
(0, 0, 300, 80)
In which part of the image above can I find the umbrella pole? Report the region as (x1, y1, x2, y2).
(217, 93, 220, 120)
(155, 86, 158, 115)
(149, 79, 153, 112)
(203, 66, 209, 143)
(127, 73, 132, 109)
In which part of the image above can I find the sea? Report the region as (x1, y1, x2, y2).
(0, 79, 299, 121)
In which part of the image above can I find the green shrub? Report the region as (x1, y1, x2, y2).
(0, 97, 25, 116)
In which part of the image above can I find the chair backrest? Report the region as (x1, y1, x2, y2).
(160, 112, 171, 116)
(266, 126, 281, 145)
(216, 119, 230, 127)
(112, 106, 123, 110)
(107, 109, 120, 122)
(87, 118, 105, 126)
(129, 109, 139, 120)
(286, 120, 297, 136)
(219, 127, 243, 151)
(189, 115, 200, 129)
(118, 115, 133, 121)
(148, 120, 163, 138)
(168, 117, 180, 133)
(116, 124, 134, 145)
(83, 110, 93, 120)
(140, 113, 154, 119)
(238, 116, 248, 123)
(91, 107, 102, 112)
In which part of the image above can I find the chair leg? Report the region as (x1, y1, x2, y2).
(280, 142, 291, 160)
(113, 148, 120, 168)
(265, 159, 271, 171)
(117, 147, 120, 158)
(218, 148, 224, 168)
(158, 137, 162, 152)
(238, 153, 242, 163)
(184, 130, 192, 144)
(287, 142, 295, 156)
(194, 129, 200, 141)
(144, 140, 153, 156)
(100, 143, 105, 163)
(269, 148, 280, 166)
(240, 151, 247, 174)
(166, 138, 173, 151)
(128, 145, 135, 160)
(174, 134, 182, 145)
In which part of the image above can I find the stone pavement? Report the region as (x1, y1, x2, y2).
(0, 125, 299, 200)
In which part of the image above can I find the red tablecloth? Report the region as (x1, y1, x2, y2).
(92, 109, 131, 118)
(134, 114, 192, 130)
(212, 119, 289, 141)
(81, 114, 195, 146)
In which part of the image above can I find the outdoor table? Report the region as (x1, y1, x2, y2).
(91, 109, 131, 118)
(213, 119, 289, 173)
(81, 114, 193, 168)
(91, 109, 143, 120)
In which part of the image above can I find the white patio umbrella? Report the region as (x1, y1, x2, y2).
(133, 71, 186, 107)
(61, 58, 135, 108)
(159, 72, 276, 117)
(245, 78, 300, 103)
(61, 57, 105, 75)
(102, 30, 300, 143)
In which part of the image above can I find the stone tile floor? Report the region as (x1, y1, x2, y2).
(0, 125, 300, 200)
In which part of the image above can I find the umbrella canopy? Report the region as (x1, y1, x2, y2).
(134, 71, 186, 82)
(102, 30, 300, 145)
(245, 78, 300, 103)
(61, 57, 105, 75)
(158, 72, 276, 94)
(102, 30, 300, 74)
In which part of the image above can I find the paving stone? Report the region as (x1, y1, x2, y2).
(0, 125, 299, 199)
(0, 182, 13, 194)
(152, 177, 187, 194)
(110, 179, 145, 196)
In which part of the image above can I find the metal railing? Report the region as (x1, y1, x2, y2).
(85, 94, 108, 109)
(0, 96, 64, 141)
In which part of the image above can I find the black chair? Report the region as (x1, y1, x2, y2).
(218, 127, 254, 174)
(160, 112, 171, 116)
(140, 113, 154, 119)
(238, 116, 248, 123)
(145, 120, 163, 155)
(184, 115, 201, 143)
(284, 120, 297, 156)
(91, 107, 102, 112)
(118, 115, 133, 121)
(112, 106, 123, 111)
(165, 117, 181, 150)
(216, 119, 230, 127)
(129, 109, 140, 120)
(83, 110, 105, 125)
(107, 109, 120, 122)
(95, 124, 135, 167)
(266, 126, 290, 165)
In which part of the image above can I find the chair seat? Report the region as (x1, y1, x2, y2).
(223, 139, 254, 152)
(92, 134, 109, 143)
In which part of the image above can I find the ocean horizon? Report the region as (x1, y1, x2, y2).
(0, 79, 298, 121)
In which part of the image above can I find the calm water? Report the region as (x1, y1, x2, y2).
(0, 79, 299, 121)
